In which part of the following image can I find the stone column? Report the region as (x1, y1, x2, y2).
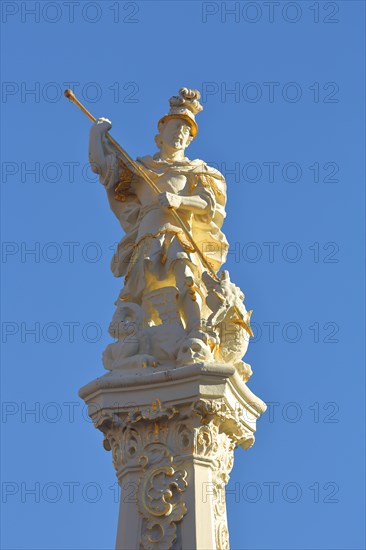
(79, 364, 266, 550)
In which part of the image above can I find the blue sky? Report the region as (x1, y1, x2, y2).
(1, 1, 365, 549)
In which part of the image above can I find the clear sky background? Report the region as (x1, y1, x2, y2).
(1, 1, 365, 549)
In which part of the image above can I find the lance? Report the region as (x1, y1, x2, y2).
(64, 89, 253, 337)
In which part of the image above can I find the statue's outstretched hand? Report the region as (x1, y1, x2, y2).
(89, 117, 115, 178)
(158, 192, 182, 209)
(95, 117, 112, 133)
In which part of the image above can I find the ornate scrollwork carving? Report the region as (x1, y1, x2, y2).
(192, 398, 228, 422)
(195, 424, 219, 456)
(126, 400, 178, 424)
(192, 398, 256, 549)
(175, 422, 193, 452)
(216, 521, 230, 550)
(138, 443, 187, 550)
(192, 398, 256, 451)
(96, 397, 255, 549)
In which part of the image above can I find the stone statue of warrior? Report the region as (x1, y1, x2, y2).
(88, 88, 252, 375)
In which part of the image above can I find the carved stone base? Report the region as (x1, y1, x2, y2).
(79, 364, 266, 550)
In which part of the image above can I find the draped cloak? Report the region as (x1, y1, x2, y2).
(100, 153, 229, 303)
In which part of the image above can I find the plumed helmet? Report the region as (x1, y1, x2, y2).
(158, 87, 203, 138)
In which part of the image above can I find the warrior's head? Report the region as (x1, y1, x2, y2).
(155, 88, 203, 154)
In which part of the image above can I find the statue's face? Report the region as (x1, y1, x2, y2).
(160, 119, 191, 150)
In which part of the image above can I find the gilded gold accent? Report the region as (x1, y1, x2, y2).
(114, 158, 135, 201)
(159, 113, 198, 137)
(115, 194, 127, 203)
(232, 309, 254, 337)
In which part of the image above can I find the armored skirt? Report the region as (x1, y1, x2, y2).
(121, 230, 198, 302)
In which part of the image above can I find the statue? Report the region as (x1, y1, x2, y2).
(87, 88, 253, 376)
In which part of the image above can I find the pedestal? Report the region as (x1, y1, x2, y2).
(79, 364, 266, 550)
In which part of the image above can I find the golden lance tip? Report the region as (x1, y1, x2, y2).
(64, 88, 75, 101)
(63, 88, 96, 124)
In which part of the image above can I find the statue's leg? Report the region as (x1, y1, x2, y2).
(174, 260, 202, 334)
